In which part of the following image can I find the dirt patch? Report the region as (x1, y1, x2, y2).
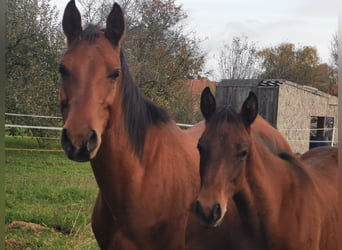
(5, 238, 41, 250)
(5, 238, 32, 250)
(7, 220, 76, 235)
(6, 220, 49, 232)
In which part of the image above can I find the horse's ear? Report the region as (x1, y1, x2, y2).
(240, 91, 258, 127)
(200, 87, 216, 121)
(105, 3, 125, 46)
(62, 0, 82, 46)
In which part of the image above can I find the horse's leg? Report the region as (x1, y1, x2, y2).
(91, 191, 117, 249)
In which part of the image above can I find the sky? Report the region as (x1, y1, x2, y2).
(53, 0, 339, 81)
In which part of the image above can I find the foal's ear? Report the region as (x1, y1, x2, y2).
(105, 3, 125, 46)
(240, 91, 258, 127)
(200, 87, 216, 121)
(62, 0, 82, 46)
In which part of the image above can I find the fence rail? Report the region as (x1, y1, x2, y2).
(5, 124, 63, 130)
(5, 113, 62, 119)
(5, 113, 338, 151)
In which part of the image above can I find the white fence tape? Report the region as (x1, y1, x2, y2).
(5, 113, 338, 145)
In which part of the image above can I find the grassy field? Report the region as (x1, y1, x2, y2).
(5, 136, 99, 249)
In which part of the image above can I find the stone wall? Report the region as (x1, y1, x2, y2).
(277, 81, 338, 153)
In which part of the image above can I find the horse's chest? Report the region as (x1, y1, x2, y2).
(115, 219, 185, 250)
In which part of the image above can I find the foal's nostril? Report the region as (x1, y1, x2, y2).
(212, 203, 222, 222)
(86, 129, 98, 152)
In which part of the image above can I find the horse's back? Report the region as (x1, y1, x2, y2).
(184, 121, 205, 144)
(300, 146, 338, 250)
(301, 146, 337, 188)
(300, 146, 337, 169)
(252, 115, 291, 152)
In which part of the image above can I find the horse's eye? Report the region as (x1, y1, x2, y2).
(108, 70, 120, 80)
(238, 149, 248, 159)
(58, 64, 69, 77)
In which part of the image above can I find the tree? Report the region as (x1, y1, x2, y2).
(126, 0, 204, 120)
(77, 0, 205, 123)
(6, 0, 65, 136)
(329, 32, 338, 84)
(6, 0, 64, 117)
(258, 43, 332, 92)
(218, 35, 261, 80)
(78, 0, 113, 26)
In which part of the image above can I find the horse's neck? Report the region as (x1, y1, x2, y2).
(91, 121, 144, 214)
(90, 83, 165, 208)
(235, 135, 301, 244)
(91, 119, 199, 222)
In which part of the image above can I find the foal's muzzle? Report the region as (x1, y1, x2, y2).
(194, 200, 222, 227)
(61, 128, 98, 162)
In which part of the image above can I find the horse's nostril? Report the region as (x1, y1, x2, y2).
(61, 128, 73, 152)
(61, 128, 98, 161)
(195, 200, 206, 219)
(86, 129, 98, 152)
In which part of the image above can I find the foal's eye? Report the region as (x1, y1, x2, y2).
(58, 64, 69, 77)
(108, 70, 120, 80)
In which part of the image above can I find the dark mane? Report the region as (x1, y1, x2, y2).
(120, 50, 171, 158)
(81, 25, 101, 42)
(210, 106, 240, 126)
(278, 151, 312, 183)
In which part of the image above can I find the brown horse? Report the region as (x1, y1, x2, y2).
(195, 87, 338, 250)
(59, 1, 292, 249)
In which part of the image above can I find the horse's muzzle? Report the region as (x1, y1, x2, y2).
(61, 128, 98, 162)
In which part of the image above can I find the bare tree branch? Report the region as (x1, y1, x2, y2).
(218, 35, 261, 80)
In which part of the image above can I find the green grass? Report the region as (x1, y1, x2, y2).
(5, 136, 99, 249)
(5, 134, 61, 150)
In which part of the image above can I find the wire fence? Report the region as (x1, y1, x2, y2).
(279, 127, 337, 145)
(5, 113, 338, 152)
